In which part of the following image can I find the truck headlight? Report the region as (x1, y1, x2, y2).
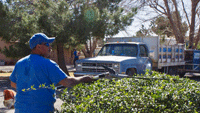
(113, 63, 119, 68)
(112, 63, 120, 73)
(146, 62, 152, 70)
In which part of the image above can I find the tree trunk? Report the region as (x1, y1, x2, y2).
(163, 0, 180, 43)
(82, 43, 90, 58)
(56, 43, 69, 75)
(188, 0, 199, 48)
(194, 25, 200, 48)
(172, 0, 184, 43)
(82, 38, 98, 58)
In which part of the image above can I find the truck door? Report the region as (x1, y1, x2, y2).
(139, 45, 150, 74)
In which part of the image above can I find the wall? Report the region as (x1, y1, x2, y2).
(0, 38, 15, 65)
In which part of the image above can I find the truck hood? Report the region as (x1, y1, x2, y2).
(77, 56, 137, 63)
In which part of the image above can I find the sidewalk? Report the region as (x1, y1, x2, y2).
(0, 65, 76, 80)
(0, 65, 75, 72)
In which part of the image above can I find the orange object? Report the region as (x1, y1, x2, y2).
(3, 89, 16, 109)
(3, 89, 16, 100)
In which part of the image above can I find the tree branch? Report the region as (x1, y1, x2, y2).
(149, 2, 166, 15)
(181, 0, 190, 26)
(163, 0, 180, 43)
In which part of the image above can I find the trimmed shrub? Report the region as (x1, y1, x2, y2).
(59, 71, 200, 112)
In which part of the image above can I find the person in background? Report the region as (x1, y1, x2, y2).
(10, 33, 94, 113)
(73, 48, 79, 67)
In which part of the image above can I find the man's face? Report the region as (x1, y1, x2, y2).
(38, 42, 51, 58)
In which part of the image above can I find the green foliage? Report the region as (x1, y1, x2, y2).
(60, 72, 200, 112)
(36, 0, 72, 42)
(69, 0, 137, 57)
(0, 0, 137, 59)
(196, 43, 200, 50)
(136, 24, 151, 37)
(0, 43, 31, 58)
(0, 1, 10, 39)
(0, 0, 38, 58)
(151, 14, 188, 38)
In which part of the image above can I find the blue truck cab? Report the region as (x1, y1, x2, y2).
(74, 42, 152, 76)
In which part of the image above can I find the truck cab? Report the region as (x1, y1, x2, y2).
(74, 42, 152, 77)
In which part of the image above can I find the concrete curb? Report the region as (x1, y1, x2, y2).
(0, 76, 10, 80)
(0, 71, 75, 81)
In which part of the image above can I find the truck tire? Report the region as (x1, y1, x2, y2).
(126, 68, 137, 76)
(179, 72, 185, 78)
(168, 66, 177, 75)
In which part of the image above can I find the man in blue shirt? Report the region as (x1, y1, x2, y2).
(10, 33, 94, 113)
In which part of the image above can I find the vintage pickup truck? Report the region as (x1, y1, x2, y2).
(74, 42, 152, 76)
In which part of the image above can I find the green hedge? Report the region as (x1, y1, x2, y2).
(59, 71, 200, 112)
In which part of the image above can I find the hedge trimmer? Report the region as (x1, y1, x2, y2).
(92, 65, 178, 81)
(57, 65, 178, 91)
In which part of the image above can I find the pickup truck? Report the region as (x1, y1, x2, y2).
(74, 42, 152, 76)
(105, 36, 186, 77)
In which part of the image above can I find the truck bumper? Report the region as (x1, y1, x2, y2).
(74, 72, 103, 77)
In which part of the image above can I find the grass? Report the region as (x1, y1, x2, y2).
(0, 72, 74, 77)
(0, 73, 11, 77)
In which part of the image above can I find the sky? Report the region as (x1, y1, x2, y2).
(114, 6, 157, 37)
(113, 0, 192, 37)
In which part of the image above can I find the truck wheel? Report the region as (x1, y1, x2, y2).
(168, 67, 177, 75)
(179, 72, 185, 78)
(126, 68, 137, 76)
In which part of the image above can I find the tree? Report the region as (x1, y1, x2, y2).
(127, 0, 200, 49)
(151, 16, 172, 37)
(69, 0, 137, 58)
(0, 0, 37, 58)
(189, 0, 200, 49)
(1, 0, 137, 75)
(0, 1, 9, 39)
(136, 24, 151, 37)
(0, 0, 71, 74)
(150, 13, 188, 38)
(35, 0, 74, 75)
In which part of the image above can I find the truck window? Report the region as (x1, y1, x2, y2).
(139, 45, 148, 57)
(97, 44, 137, 57)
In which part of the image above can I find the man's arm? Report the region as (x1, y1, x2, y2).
(11, 81, 16, 89)
(58, 76, 94, 88)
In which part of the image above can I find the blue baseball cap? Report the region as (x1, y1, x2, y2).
(29, 33, 55, 49)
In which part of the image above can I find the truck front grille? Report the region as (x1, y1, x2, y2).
(82, 63, 112, 72)
(82, 63, 112, 67)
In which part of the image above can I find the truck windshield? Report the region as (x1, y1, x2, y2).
(97, 44, 138, 57)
